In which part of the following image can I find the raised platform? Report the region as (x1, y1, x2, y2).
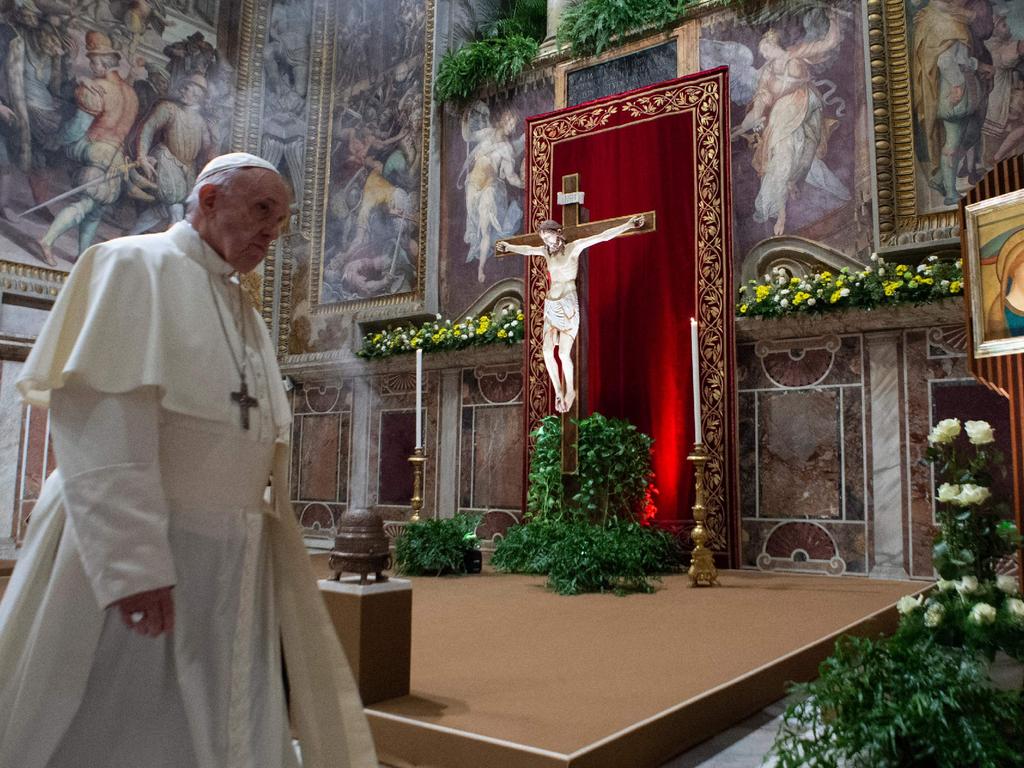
(364, 569, 920, 768)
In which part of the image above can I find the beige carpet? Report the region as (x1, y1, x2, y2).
(365, 569, 918, 767)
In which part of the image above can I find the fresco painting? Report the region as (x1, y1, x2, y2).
(700, 1, 872, 265)
(320, 0, 425, 306)
(440, 78, 553, 317)
(0, 0, 232, 271)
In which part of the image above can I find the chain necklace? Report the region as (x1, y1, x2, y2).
(207, 273, 259, 430)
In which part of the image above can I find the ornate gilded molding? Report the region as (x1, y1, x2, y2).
(869, 0, 960, 245)
(229, 0, 270, 154)
(525, 72, 732, 551)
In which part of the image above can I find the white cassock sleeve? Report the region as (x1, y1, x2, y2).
(49, 382, 177, 610)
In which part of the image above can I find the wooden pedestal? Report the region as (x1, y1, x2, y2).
(318, 577, 412, 706)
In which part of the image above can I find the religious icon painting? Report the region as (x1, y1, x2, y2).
(965, 188, 1024, 357)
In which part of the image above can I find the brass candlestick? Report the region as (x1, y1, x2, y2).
(409, 447, 426, 523)
(687, 443, 718, 587)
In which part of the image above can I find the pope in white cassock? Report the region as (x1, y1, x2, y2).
(0, 153, 377, 768)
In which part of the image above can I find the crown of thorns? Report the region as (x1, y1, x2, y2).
(539, 220, 562, 232)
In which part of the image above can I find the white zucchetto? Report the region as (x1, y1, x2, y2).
(194, 152, 280, 186)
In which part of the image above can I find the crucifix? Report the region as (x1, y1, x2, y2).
(231, 381, 259, 430)
(496, 173, 656, 474)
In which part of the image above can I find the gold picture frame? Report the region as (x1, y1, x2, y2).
(964, 188, 1024, 358)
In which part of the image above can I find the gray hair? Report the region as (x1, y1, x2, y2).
(185, 167, 243, 216)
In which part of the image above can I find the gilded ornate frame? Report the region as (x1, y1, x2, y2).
(964, 188, 1024, 359)
(868, 0, 961, 245)
(524, 69, 737, 554)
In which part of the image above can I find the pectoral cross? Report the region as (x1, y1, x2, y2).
(496, 173, 655, 475)
(231, 380, 259, 430)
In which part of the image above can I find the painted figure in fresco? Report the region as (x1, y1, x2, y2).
(994, 86, 1024, 161)
(0, 2, 70, 214)
(135, 74, 215, 224)
(982, 9, 1024, 165)
(460, 101, 525, 283)
(496, 215, 644, 413)
(729, 7, 847, 237)
(984, 226, 1024, 339)
(912, 0, 994, 205)
(266, 0, 310, 98)
(33, 30, 139, 266)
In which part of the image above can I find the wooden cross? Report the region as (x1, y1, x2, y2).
(496, 173, 655, 474)
(231, 380, 259, 430)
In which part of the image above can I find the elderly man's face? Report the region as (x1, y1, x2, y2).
(201, 168, 290, 273)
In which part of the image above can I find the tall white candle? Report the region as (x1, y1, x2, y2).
(415, 348, 423, 449)
(690, 318, 702, 445)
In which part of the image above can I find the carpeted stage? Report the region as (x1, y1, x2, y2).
(359, 569, 920, 768)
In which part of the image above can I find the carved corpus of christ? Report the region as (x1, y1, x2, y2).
(496, 214, 645, 413)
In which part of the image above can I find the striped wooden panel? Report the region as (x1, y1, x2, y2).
(963, 156, 1024, 582)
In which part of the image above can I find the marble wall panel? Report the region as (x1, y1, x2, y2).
(737, 392, 757, 520)
(297, 413, 340, 501)
(378, 410, 417, 506)
(842, 388, 866, 521)
(757, 389, 842, 519)
(458, 365, 523, 516)
(366, 371, 439, 520)
(904, 325, 1012, 578)
(464, 407, 522, 511)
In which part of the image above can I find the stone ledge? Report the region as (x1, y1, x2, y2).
(736, 298, 965, 343)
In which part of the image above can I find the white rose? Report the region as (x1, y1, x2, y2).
(964, 420, 995, 445)
(924, 602, 945, 627)
(956, 484, 991, 506)
(780, 299, 789, 307)
(928, 418, 961, 445)
(1005, 598, 1024, 622)
(937, 578, 956, 592)
(897, 595, 923, 615)
(936, 483, 961, 503)
(997, 574, 1019, 595)
(956, 575, 980, 596)
(840, 288, 850, 297)
(808, 298, 816, 306)
(970, 602, 997, 625)
(878, 268, 886, 276)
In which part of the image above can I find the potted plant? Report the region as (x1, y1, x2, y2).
(394, 513, 483, 576)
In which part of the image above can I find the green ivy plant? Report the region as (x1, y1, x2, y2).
(768, 635, 1024, 768)
(394, 513, 482, 576)
(527, 412, 655, 524)
(557, 0, 700, 57)
(435, 0, 546, 105)
(492, 517, 681, 595)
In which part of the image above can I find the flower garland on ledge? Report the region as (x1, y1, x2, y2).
(357, 308, 526, 359)
(737, 255, 964, 319)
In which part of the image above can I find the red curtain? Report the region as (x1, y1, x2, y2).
(547, 108, 698, 525)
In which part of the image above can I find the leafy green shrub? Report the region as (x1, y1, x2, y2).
(434, 0, 546, 105)
(394, 513, 481, 576)
(768, 635, 1024, 768)
(528, 413, 655, 524)
(492, 518, 681, 595)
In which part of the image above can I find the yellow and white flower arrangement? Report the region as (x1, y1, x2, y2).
(736, 254, 963, 318)
(358, 308, 525, 359)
